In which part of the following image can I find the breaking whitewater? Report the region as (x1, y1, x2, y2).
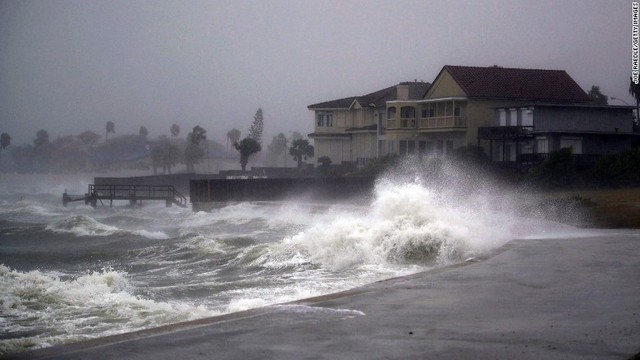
(0, 160, 586, 355)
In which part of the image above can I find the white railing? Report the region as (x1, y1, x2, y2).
(419, 116, 466, 129)
(400, 118, 417, 128)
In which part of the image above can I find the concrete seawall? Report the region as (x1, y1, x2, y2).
(190, 177, 376, 210)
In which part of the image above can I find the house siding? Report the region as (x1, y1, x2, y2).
(425, 70, 466, 98)
(533, 107, 633, 133)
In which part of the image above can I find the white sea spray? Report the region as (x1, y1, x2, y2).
(0, 265, 216, 355)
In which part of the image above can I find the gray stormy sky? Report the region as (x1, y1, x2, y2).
(0, 0, 634, 146)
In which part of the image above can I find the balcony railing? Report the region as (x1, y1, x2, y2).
(387, 118, 417, 129)
(477, 126, 533, 139)
(400, 118, 417, 128)
(518, 153, 602, 165)
(419, 116, 467, 129)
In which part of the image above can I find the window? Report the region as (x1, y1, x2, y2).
(446, 140, 454, 154)
(454, 106, 462, 117)
(418, 141, 426, 154)
(560, 137, 582, 154)
(536, 137, 548, 154)
(399, 140, 407, 155)
(387, 107, 396, 120)
(400, 107, 415, 118)
(407, 140, 416, 154)
(499, 109, 506, 126)
(316, 112, 333, 127)
(378, 140, 386, 155)
(436, 140, 444, 155)
(521, 108, 533, 127)
(509, 109, 518, 126)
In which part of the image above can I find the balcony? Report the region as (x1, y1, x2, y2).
(518, 153, 602, 165)
(419, 116, 467, 130)
(400, 118, 417, 128)
(387, 118, 418, 129)
(477, 126, 533, 139)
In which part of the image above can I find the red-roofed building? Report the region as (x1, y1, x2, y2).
(385, 65, 593, 157)
(309, 65, 636, 167)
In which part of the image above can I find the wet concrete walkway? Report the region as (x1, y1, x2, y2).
(12, 232, 640, 359)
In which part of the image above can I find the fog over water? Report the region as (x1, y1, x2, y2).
(0, 0, 633, 145)
(0, 158, 600, 355)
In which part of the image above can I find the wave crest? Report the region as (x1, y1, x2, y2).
(0, 265, 216, 354)
(46, 215, 168, 239)
(282, 181, 501, 271)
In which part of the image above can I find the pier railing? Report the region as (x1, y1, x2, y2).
(90, 184, 187, 207)
(66, 184, 188, 208)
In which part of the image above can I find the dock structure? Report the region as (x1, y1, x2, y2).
(63, 184, 188, 208)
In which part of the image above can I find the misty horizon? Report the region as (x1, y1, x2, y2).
(1, 0, 635, 146)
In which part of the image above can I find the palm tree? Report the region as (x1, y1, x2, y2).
(226, 128, 241, 151)
(289, 139, 314, 169)
(139, 126, 149, 138)
(170, 124, 180, 139)
(189, 126, 206, 145)
(184, 126, 206, 172)
(234, 137, 261, 171)
(629, 77, 640, 129)
(588, 85, 608, 105)
(267, 133, 287, 166)
(151, 137, 179, 174)
(105, 121, 115, 140)
(0, 132, 10, 159)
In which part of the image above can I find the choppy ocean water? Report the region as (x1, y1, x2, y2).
(0, 172, 582, 355)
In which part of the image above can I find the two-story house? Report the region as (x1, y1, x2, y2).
(310, 65, 636, 166)
(384, 65, 593, 157)
(308, 81, 430, 166)
(478, 103, 636, 165)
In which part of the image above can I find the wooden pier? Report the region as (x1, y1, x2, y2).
(63, 184, 188, 208)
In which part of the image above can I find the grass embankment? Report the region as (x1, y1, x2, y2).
(538, 188, 640, 228)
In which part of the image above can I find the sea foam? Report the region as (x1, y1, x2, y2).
(0, 265, 216, 354)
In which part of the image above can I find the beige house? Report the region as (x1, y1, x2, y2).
(309, 65, 592, 163)
(385, 65, 591, 156)
(308, 82, 430, 166)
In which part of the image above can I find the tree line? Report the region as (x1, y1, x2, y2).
(0, 108, 316, 174)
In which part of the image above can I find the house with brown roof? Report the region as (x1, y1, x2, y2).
(384, 65, 594, 157)
(308, 81, 430, 166)
(309, 65, 636, 167)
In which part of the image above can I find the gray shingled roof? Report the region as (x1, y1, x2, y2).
(308, 81, 431, 110)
